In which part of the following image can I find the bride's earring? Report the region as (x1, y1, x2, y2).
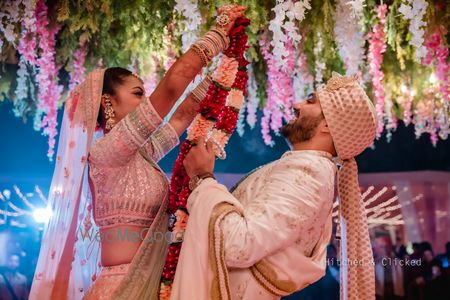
(102, 94, 116, 130)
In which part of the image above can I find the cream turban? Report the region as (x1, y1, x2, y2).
(316, 72, 377, 300)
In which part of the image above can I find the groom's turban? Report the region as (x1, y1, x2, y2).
(316, 72, 377, 300)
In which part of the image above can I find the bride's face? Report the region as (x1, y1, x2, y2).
(106, 75, 146, 122)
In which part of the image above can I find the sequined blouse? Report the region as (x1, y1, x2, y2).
(88, 98, 179, 229)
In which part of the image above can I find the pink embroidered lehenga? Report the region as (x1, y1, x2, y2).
(30, 69, 179, 299)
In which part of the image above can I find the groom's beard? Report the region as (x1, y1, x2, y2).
(281, 113, 324, 144)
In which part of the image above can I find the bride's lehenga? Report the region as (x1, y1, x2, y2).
(30, 69, 179, 300)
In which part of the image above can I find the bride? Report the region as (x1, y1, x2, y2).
(29, 5, 245, 300)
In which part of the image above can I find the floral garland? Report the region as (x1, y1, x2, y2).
(399, 0, 428, 61)
(269, 0, 310, 66)
(159, 18, 250, 299)
(260, 36, 296, 146)
(68, 44, 87, 95)
(175, 0, 201, 52)
(334, 0, 366, 76)
(0, 0, 21, 51)
(347, 0, 365, 19)
(413, 90, 437, 145)
(293, 45, 314, 102)
(237, 60, 260, 136)
(244, 63, 259, 130)
(142, 56, 160, 97)
(236, 96, 246, 136)
(398, 86, 414, 125)
(436, 105, 449, 141)
(384, 96, 398, 142)
(34, 0, 64, 159)
(314, 32, 326, 89)
(2, 1, 449, 149)
(422, 26, 450, 142)
(16, 5, 37, 105)
(12, 0, 37, 120)
(367, 4, 387, 138)
(423, 26, 450, 103)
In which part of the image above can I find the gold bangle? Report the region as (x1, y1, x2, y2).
(191, 75, 212, 103)
(191, 44, 209, 66)
(211, 27, 229, 48)
(192, 30, 229, 63)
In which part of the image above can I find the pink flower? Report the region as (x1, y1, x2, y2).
(225, 89, 244, 109)
(159, 283, 172, 300)
(186, 115, 215, 141)
(173, 209, 188, 233)
(212, 56, 239, 87)
(368, 4, 388, 137)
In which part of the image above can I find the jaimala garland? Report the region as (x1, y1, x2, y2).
(159, 17, 250, 299)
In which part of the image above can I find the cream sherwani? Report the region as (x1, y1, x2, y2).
(171, 150, 337, 300)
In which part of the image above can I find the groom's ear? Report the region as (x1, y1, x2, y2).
(319, 120, 331, 134)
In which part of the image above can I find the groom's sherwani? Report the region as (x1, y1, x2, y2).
(171, 150, 337, 299)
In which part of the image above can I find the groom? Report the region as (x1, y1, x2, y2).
(171, 73, 377, 300)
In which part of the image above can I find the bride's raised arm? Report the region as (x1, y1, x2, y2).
(149, 5, 245, 119)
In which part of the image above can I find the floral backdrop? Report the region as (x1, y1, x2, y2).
(0, 0, 449, 158)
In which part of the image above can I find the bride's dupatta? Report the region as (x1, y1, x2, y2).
(30, 69, 105, 300)
(31, 69, 170, 299)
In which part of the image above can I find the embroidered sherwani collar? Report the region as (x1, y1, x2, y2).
(282, 150, 334, 160)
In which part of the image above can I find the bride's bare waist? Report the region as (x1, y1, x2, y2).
(100, 226, 148, 267)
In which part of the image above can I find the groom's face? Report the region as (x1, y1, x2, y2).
(281, 93, 325, 144)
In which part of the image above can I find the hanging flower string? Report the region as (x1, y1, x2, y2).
(175, 0, 202, 52)
(0, 1, 21, 53)
(159, 18, 250, 299)
(367, 4, 388, 138)
(269, 0, 310, 67)
(384, 96, 398, 142)
(334, 0, 366, 76)
(314, 32, 326, 89)
(399, 0, 429, 61)
(34, 0, 64, 159)
(293, 44, 314, 102)
(422, 26, 450, 103)
(413, 90, 438, 145)
(13, 0, 37, 113)
(244, 63, 259, 130)
(68, 44, 87, 95)
(259, 35, 296, 146)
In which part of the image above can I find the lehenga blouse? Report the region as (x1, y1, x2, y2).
(88, 97, 179, 229)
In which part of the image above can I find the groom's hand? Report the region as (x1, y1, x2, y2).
(184, 137, 216, 178)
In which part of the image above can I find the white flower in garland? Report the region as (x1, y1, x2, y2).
(399, 0, 428, 61)
(175, 0, 201, 52)
(269, 0, 310, 66)
(334, 0, 366, 75)
(314, 33, 326, 88)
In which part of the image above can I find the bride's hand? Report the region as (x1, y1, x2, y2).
(215, 4, 246, 35)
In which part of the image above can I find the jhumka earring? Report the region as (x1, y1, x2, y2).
(103, 94, 116, 130)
